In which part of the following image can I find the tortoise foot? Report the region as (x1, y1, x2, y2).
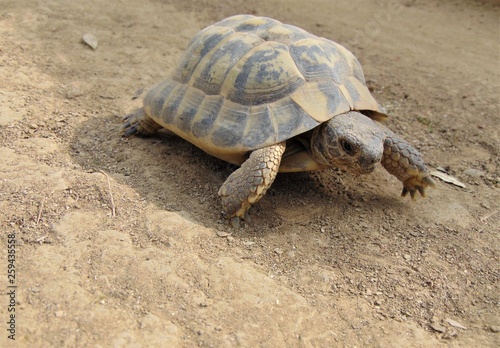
(218, 142, 286, 226)
(122, 108, 162, 137)
(382, 135, 436, 199)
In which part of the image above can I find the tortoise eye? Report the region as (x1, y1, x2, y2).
(340, 139, 356, 156)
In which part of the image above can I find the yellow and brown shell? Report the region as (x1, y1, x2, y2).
(142, 15, 386, 164)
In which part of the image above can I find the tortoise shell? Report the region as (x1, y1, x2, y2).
(142, 14, 386, 165)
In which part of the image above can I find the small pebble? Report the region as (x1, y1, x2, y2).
(443, 329, 458, 339)
(82, 32, 98, 49)
(216, 231, 231, 237)
(463, 169, 485, 178)
(480, 202, 490, 209)
(488, 325, 500, 333)
(403, 254, 411, 261)
(66, 87, 83, 99)
(431, 323, 447, 333)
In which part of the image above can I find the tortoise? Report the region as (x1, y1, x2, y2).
(123, 15, 435, 227)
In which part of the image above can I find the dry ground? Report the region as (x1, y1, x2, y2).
(0, 0, 498, 347)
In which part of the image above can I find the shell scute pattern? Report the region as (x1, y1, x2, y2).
(258, 24, 311, 44)
(269, 98, 320, 141)
(290, 81, 351, 123)
(190, 96, 224, 138)
(210, 102, 249, 148)
(143, 79, 175, 118)
(142, 15, 386, 162)
(191, 32, 263, 96)
(233, 16, 281, 33)
(222, 41, 305, 105)
(241, 105, 275, 148)
(175, 88, 205, 133)
(173, 26, 234, 83)
(216, 14, 256, 28)
(289, 38, 340, 81)
(161, 84, 188, 125)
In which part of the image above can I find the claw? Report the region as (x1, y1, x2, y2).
(417, 186, 425, 197)
(243, 210, 252, 222)
(409, 189, 417, 199)
(230, 217, 241, 229)
(401, 186, 409, 197)
(423, 176, 436, 187)
(401, 172, 436, 199)
(123, 127, 138, 137)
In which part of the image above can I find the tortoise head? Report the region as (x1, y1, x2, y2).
(311, 111, 385, 174)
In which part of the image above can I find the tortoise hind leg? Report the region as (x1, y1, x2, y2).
(218, 142, 286, 228)
(123, 108, 162, 137)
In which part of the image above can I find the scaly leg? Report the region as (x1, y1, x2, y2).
(381, 132, 435, 199)
(123, 108, 162, 136)
(218, 142, 286, 227)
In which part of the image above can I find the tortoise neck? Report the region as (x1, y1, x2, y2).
(310, 123, 334, 167)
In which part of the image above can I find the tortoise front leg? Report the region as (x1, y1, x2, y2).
(218, 142, 286, 227)
(381, 132, 435, 198)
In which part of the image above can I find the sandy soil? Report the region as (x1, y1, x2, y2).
(0, 0, 498, 347)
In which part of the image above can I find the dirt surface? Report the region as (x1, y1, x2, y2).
(0, 0, 499, 347)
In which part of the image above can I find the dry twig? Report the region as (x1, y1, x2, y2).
(36, 196, 45, 225)
(36, 235, 48, 244)
(480, 210, 499, 223)
(100, 170, 116, 217)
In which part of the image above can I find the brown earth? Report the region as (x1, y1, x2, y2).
(0, 0, 499, 347)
